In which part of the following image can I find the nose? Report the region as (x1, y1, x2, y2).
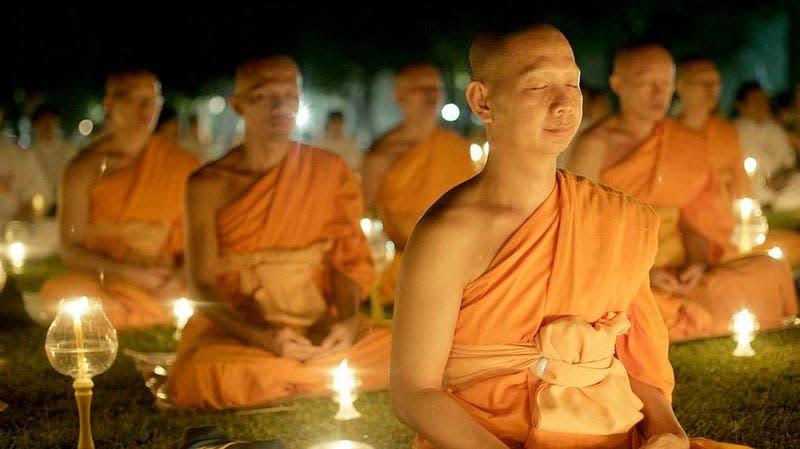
(552, 88, 578, 116)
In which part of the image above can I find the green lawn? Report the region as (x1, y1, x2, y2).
(1, 258, 798, 449)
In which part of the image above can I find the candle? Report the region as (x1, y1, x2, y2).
(331, 360, 361, 420)
(743, 157, 757, 177)
(172, 298, 194, 340)
(767, 246, 784, 260)
(731, 308, 758, 357)
(7, 242, 26, 270)
(735, 198, 755, 254)
(31, 193, 45, 219)
(66, 297, 90, 378)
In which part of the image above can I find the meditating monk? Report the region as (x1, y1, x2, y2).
(39, 68, 201, 330)
(167, 54, 391, 410)
(361, 61, 476, 305)
(674, 57, 800, 268)
(391, 17, 752, 449)
(569, 43, 797, 342)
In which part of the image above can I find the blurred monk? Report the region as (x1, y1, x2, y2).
(361, 61, 476, 306)
(167, 55, 391, 410)
(675, 57, 800, 268)
(40, 68, 201, 330)
(569, 43, 797, 342)
(392, 18, 751, 449)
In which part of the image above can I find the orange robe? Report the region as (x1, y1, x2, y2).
(416, 171, 747, 449)
(167, 145, 391, 410)
(600, 119, 797, 341)
(703, 116, 800, 267)
(40, 136, 201, 330)
(375, 127, 474, 303)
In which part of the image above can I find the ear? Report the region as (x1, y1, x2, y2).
(609, 74, 621, 96)
(228, 95, 243, 116)
(466, 81, 491, 123)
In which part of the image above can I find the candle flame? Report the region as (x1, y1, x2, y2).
(173, 298, 194, 323)
(64, 297, 90, 321)
(743, 157, 757, 174)
(8, 242, 26, 268)
(767, 246, 784, 259)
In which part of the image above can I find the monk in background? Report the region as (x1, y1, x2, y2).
(167, 55, 391, 410)
(40, 68, 201, 330)
(391, 17, 749, 449)
(674, 57, 800, 268)
(569, 43, 797, 342)
(361, 61, 476, 306)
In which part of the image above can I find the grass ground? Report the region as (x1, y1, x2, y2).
(0, 257, 798, 449)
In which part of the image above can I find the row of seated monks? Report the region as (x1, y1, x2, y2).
(32, 17, 796, 449)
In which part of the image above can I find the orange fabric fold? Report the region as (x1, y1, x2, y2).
(703, 116, 751, 200)
(40, 136, 200, 330)
(168, 144, 390, 410)
(375, 128, 474, 303)
(445, 313, 644, 436)
(414, 170, 673, 449)
(600, 119, 798, 342)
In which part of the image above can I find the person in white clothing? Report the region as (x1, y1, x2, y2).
(28, 103, 79, 214)
(733, 81, 800, 211)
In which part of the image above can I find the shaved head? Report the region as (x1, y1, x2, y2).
(612, 43, 674, 78)
(469, 19, 560, 82)
(233, 54, 301, 96)
(676, 58, 718, 81)
(105, 69, 160, 98)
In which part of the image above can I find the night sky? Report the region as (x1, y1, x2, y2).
(1, 2, 796, 122)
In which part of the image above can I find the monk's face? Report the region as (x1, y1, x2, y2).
(104, 74, 163, 135)
(394, 65, 444, 121)
(611, 47, 675, 122)
(676, 61, 721, 113)
(231, 57, 301, 139)
(736, 87, 771, 122)
(475, 26, 582, 155)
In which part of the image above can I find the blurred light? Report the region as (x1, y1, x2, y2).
(469, 143, 484, 162)
(441, 103, 460, 122)
(78, 120, 94, 136)
(767, 246, 783, 259)
(744, 157, 757, 175)
(208, 96, 226, 115)
(295, 104, 310, 129)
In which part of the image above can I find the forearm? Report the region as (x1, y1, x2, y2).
(60, 243, 137, 277)
(391, 388, 508, 449)
(192, 283, 277, 350)
(630, 377, 688, 445)
(331, 269, 360, 321)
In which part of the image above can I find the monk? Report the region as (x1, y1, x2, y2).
(391, 18, 751, 449)
(674, 57, 800, 268)
(361, 61, 476, 306)
(40, 68, 201, 330)
(167, 55, 391, 410)
(569, 44, 797, 342)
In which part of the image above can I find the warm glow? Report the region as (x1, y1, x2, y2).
(739, 197, 754, 220)
(743, 157, 758, 175)
(441, 103, 460, 122)
(64, 297, 90, 321)
(331, 360, 361, 420)
(767, 246, 784, 259)
(295, 104, 310, 129)
(173, 298, 194, 328)
(731, 308, 758, 357)
(8, 242, 26, 268)
(359, 218, 372, 236)
(31, 194, 45, 216)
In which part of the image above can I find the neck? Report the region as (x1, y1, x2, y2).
(402, 115, 438, 140)
(677, 107, 710, 131)
(242, 134, 291, 171)
(617, 109, 660, 139)
(109, 128, 150, 155)
(479, 142, 557, 214)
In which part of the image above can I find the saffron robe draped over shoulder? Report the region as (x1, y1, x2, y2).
(417, 170, 670, 449)
(414, 171, 752, 449)
(600, 119, 797, 341)
(40, 136, 201, 330)
(375, 127, 474, 304)
(167, 144, 391, 410)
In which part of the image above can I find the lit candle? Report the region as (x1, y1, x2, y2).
(66, 297, 90, 378)
(7, 242, 26, 272)
(331, 360, 361, 420)
(736, 198, 755, 253)
(731, 308, 758, 357)
(359, 218, 373, 240)
(172, 298, 194, 340)
(743, 157, 757, 177)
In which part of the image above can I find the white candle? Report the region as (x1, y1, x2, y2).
(731, 308, 758, 357)
(66, 297, 90, 378)
(331, 360, 361, 420)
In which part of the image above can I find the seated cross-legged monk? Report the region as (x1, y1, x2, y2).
(674, 57, 800, 268)
(40, 68, 201, 330)
(166, 54, 391, 410)
(569, 43, 798, 342)
(361, 61, 476, 307)
(391, 17, 752, 449)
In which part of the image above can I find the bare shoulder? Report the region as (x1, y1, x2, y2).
(567, 116, 617, 179)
